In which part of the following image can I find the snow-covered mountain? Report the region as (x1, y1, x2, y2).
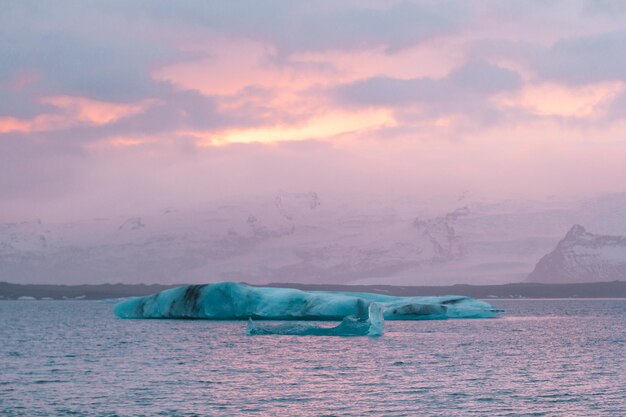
(3, 192, 626, 285)
(526, 225, 626, 283)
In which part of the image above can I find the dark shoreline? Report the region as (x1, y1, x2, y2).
(263, 281, 626, 299)
(1, 280, 625, 300)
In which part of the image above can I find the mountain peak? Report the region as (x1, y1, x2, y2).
(564, 224, 587, 239)
(527, 225, 626, 284)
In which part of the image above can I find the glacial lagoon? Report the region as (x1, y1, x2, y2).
(2, 298, 625, 416)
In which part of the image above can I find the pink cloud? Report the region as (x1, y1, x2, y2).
(3, 0, 626, 222)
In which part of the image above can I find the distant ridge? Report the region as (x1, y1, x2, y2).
(263, 281, 626, 298)
(1, 280, 625, 300)
(0, 282, 178, 301)
(7, 193, 626, 287)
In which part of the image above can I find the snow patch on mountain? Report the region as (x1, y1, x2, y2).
(118, 217, 145, 231)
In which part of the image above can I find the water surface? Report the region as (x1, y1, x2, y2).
(1, 299, 625, 416)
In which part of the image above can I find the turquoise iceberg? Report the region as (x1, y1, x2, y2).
(114, 282, 500, 321)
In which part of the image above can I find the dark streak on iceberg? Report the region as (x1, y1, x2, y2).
(114, 282, 501, 323)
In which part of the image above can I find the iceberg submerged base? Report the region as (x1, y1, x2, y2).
(247, 302, 385, 337)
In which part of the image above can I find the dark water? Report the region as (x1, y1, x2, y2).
(1, 299, 625, 416)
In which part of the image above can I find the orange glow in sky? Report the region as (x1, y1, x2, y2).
(40, 96, 156, 125)
(189, 108, 395, 146)
(497, 82, 624, 118)
(0, 97, 156, 133)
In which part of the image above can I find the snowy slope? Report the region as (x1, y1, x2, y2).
(3, 192, 626, 285)
(526, 225, 626, 283)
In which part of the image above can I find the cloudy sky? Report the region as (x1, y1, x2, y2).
(2, 0, 626, 221)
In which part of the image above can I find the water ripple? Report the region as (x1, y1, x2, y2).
(0, 299, 625, 416)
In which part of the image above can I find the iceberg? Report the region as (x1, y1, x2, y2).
(246, 302, 384, 337)
(113, 282, 500, 321)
